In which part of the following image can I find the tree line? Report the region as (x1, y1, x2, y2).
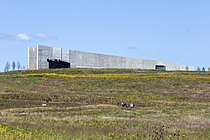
(4, 61, 25, 72)
(196, 67, 210, 72)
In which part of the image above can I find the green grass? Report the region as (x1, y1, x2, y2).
(0, 68, 210, 139)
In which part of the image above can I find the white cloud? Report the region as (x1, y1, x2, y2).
(0, 32, 58, 42)
(16, 33, 30, 41)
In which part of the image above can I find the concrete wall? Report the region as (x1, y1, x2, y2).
(69, 50, 127, 68)
(37, 45, 62, 69)
(28, 45, 195, 71)
(157, 62, 175, 71)
(62, 50, 70, 63)
(69, 50, 107, 68)
(95, 53, 109, 68)
(53, 47, 62, 60)
(28, 47, 37, 70)
(37, 45, 53, 69)
(125, 58, 143, 69)
(187, 66, 194, 71)
(142, 59, 158, 69)
(69, 50, 82, 68)
(108, 55, 126, 68)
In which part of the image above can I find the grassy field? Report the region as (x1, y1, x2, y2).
(0, 68, 210, 139)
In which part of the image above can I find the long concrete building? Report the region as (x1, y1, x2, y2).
(28, 45, 194, 71)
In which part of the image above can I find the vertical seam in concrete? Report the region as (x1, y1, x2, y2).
(28, 47, 30, 69)
(36, 45, 39, 70)
(61, 48, 62, 60)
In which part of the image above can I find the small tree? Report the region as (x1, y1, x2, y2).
(202, 67, 205, 72)
(185, 66, 189, 71)
(197, 67, 201, 71)
(17, 61, 21, 70)
(208, 67, 210, 71)
(4, 62, 10, 72)
(12, 61, 16, 71)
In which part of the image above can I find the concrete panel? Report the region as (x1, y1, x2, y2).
(180, 65, 187, 71)
(28, 47, 37, 70)
(62, 51, 70, 62)
(69, 50, 83, 68)
(69, 50, 127, 68)
(142, 59, 158, 69)
(163, 62, 175, 71)
(53, 47, 62, 60)
(97, 54, 110, 68)
(37, 45, 53, 69)
(188, 66, 195, 71)
(81, 52, 96, 67)
(126, 58, 143, 69)
(108, 56, 126, 68)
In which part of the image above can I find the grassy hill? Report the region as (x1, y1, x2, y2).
(0, 68, 210, 139)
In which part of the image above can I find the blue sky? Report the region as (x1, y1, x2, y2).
(0, 0, 210, 71)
